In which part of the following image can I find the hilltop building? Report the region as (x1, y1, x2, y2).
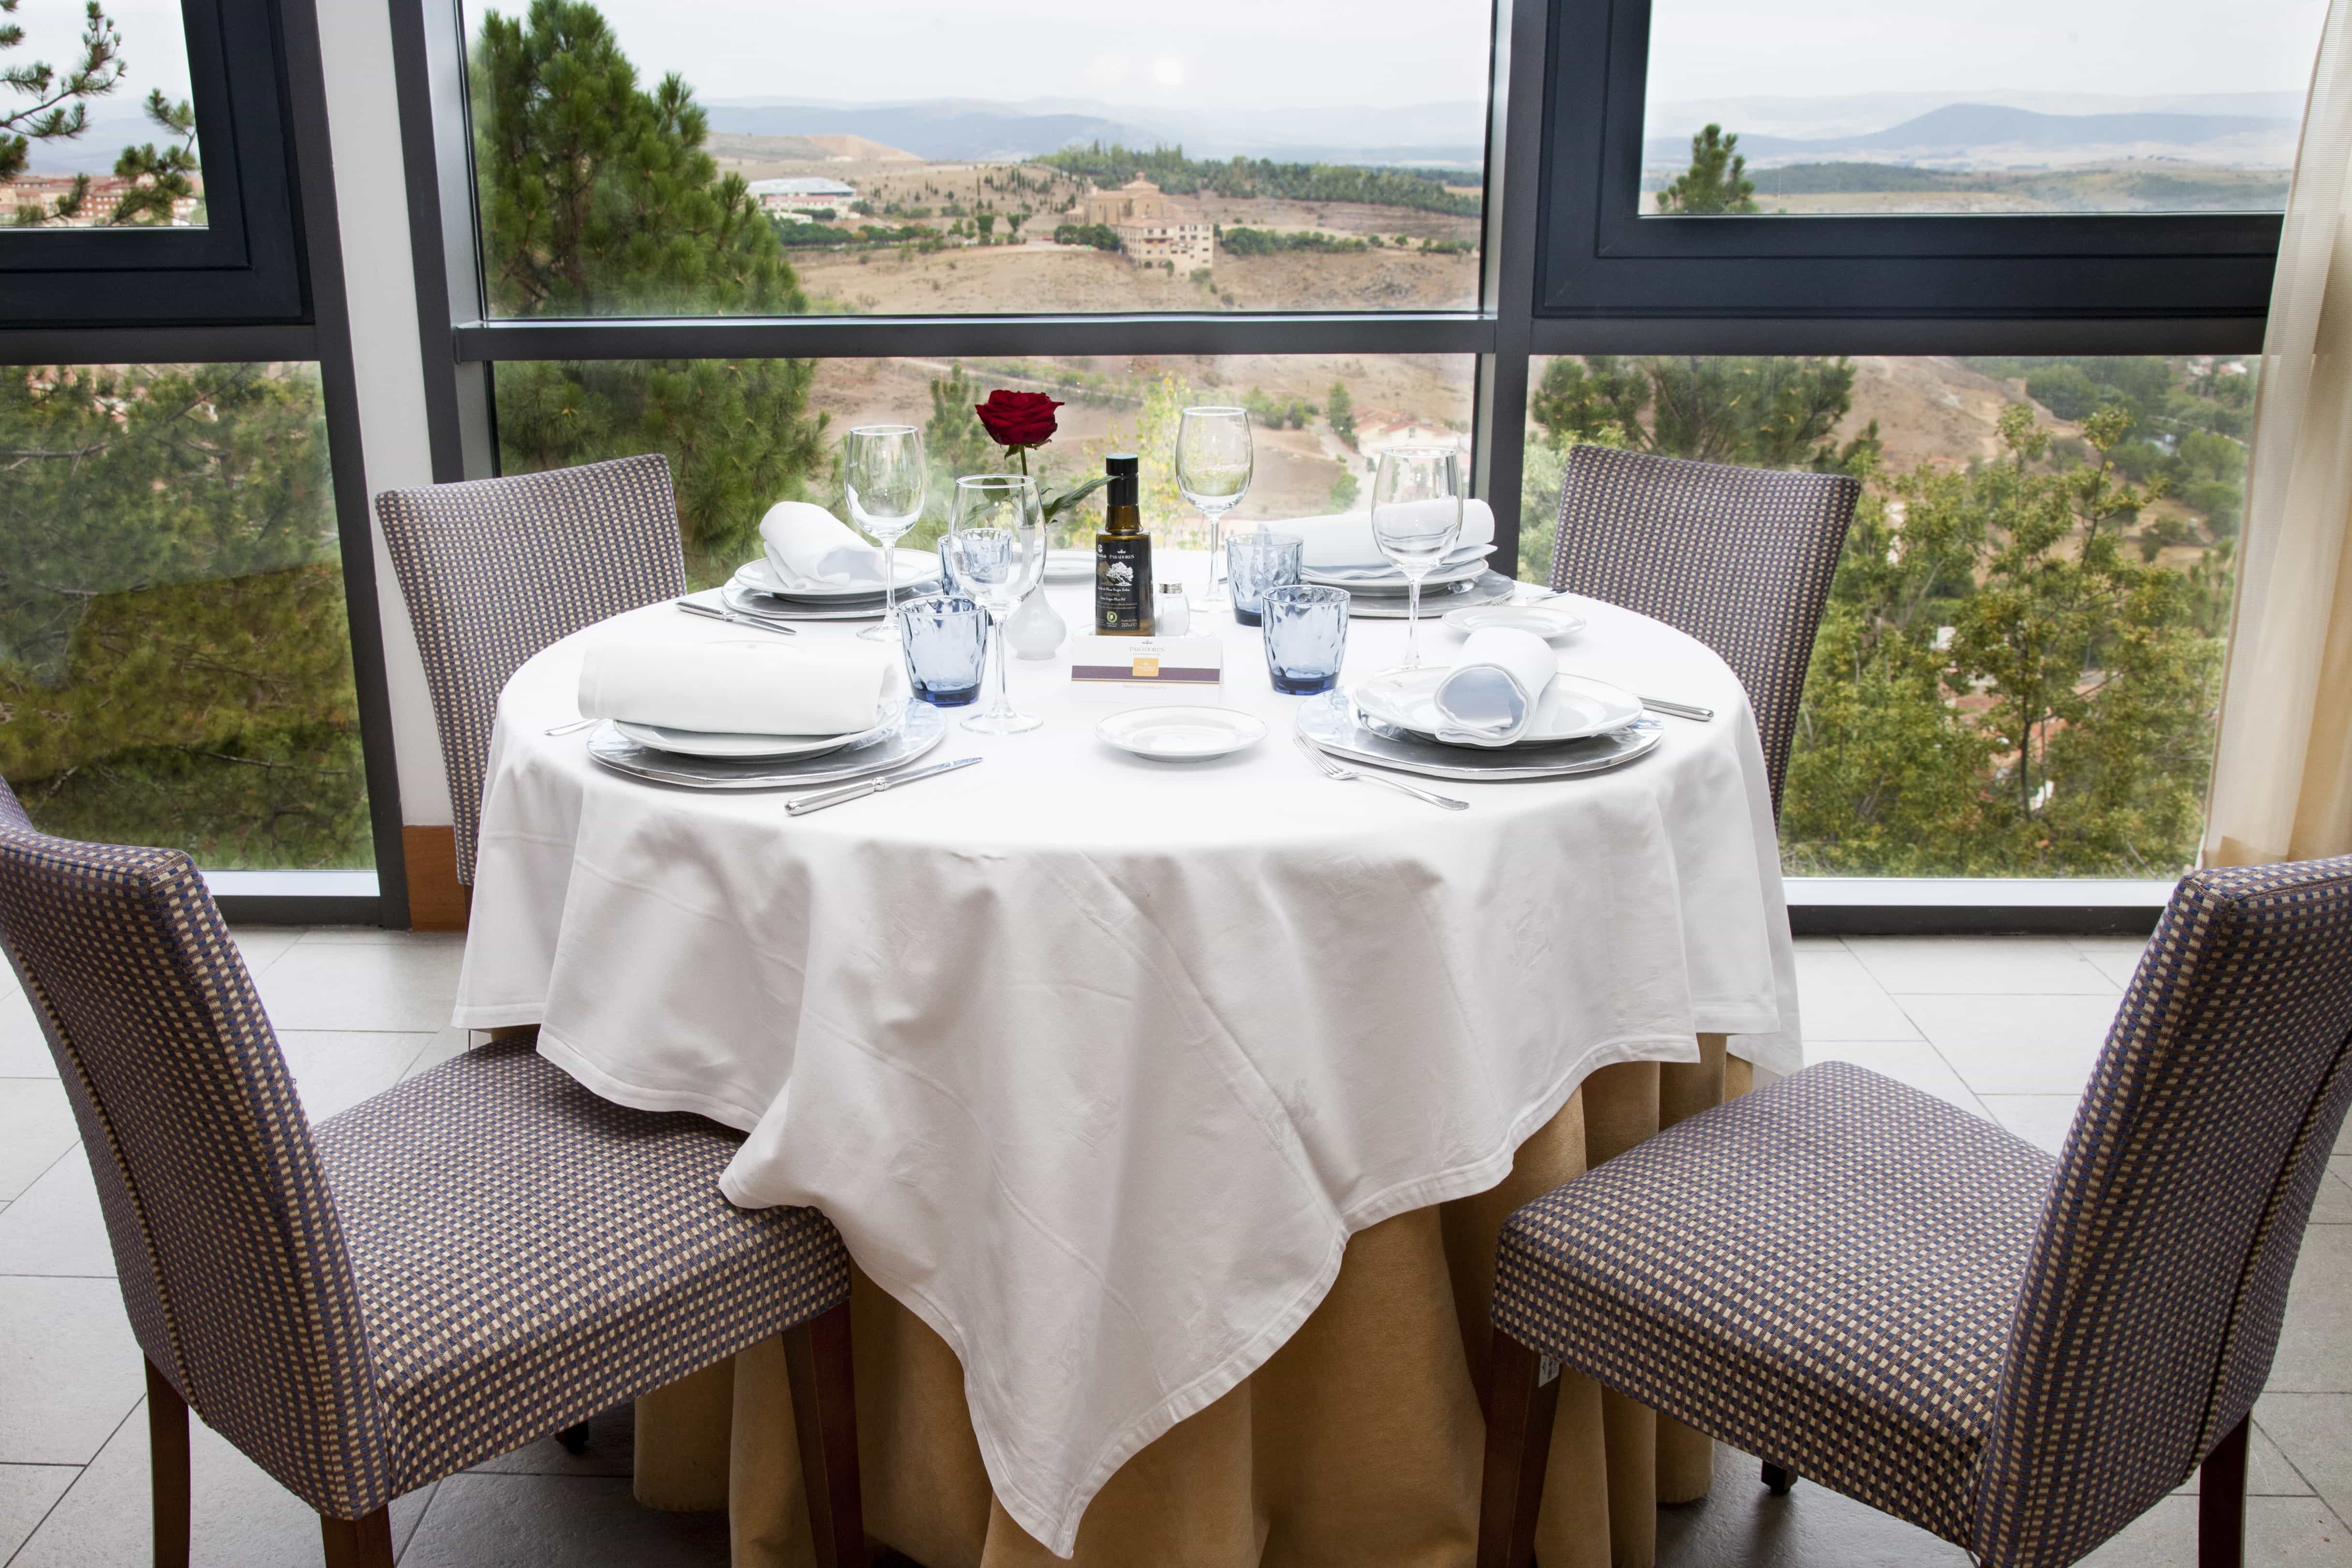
(0, 174, 203, 226)
(746, 176, 858, 213)
(1080, 176, 1213, 272)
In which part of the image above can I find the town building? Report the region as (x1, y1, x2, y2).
(1079, 176, 1214, 272)
(0, 174, 203, 226)
(745, 176, 858, 214)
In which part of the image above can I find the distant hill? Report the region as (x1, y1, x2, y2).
(707, 132, 920, 165)
(1646, 102, 2298, 169)
(702, 101, 1161, 162)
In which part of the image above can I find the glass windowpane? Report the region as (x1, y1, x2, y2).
(2, 0, 205, 228)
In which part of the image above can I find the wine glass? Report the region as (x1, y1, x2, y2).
(1369, 446, 1464, 671)
(940, 474, 1048, 734)
(844, 424, 928, 642)
(1176, 406, 1253, 607)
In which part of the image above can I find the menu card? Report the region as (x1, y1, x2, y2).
(1070, 635, 1224, 685)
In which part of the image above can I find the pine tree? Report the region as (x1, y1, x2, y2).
(473, 0, 827, 583)
(1655, 125, 1757, 215)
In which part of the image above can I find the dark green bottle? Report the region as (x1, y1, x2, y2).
(1094, 453, 1155, 636)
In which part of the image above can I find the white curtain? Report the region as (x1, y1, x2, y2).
(2204, 0, 2352, 867)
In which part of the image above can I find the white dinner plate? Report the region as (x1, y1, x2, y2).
(1350, 668, 1643, 746)
(1096, 706, 1268, 762)
(612, 713, 894, 760)
(1044, 549, 1096, 584)
(1441, 604, 1588, 639)
(1304, 549, 1497, 593)
(736, 552, 935, 601)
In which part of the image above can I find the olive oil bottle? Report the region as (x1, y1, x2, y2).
(1094, 453, 1155, 635)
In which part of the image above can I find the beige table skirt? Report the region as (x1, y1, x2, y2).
(634, 1042, 1747, 1568)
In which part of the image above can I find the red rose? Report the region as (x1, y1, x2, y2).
(975, 389, 1062, 450)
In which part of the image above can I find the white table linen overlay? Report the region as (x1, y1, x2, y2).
(759, 499, 888, 590)
(456, 555, 1799, 1557)
(1272, 499, 1496, 571)
(577, 636, 902, 736)
(1433, 627, 1558, 746)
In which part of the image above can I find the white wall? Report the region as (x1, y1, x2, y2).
(316, 0, 454, 827)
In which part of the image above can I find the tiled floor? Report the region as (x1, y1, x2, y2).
(0, 929, 2344, 1566)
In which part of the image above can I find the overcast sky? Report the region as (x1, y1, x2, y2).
(8, 0, 193, 118)
(1646, 0, 2329, 103)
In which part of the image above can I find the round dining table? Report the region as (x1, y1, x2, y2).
(453, 553, 1802, 1568)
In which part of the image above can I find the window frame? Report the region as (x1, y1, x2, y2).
(0, 0, 412, 926)
(392, 0, 2281, 930)
(0, 0, 315, 326)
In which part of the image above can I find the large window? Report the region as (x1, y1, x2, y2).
(0, 363, 375, 868)
(1641, 0, 2328, 217)
(457, 0, 1491, 319)
(1522, 352, 2243, 879)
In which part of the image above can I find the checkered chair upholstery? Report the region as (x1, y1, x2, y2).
(377, 455, 686, 884)
(1489, 857, 2352, 1568)
(0, 781, 850, 1523)
(1548, 445, 1857, 814)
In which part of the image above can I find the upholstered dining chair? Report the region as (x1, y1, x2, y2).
(0, 781, 866, 1568)
(1476, 856, 2352, 1568)
(1548, 444, 1859, 814)
(376, 453, 687, 886)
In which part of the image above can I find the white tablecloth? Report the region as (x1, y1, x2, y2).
(453, 559, 1800, 1557)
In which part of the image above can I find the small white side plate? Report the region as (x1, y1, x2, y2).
(1097, 706, 1269, 762)
(1442, 604, 1588, 639)
(613, 720, 876, 760)
(1045, 549, 1096, 583)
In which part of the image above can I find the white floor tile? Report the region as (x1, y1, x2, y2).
(0, 1154, 110, 1278)
(1978, 1094, 2082, 1156)
(2270, 1224, 2352, 1394)
(0, 1463, 75, 1562)
(1846, 936, 2122, 996)
(226, 929, 302, 975)
(2259, 1394, 2352, 1521)
(2066, 935, 2152, 989)
(0, 976, 57, 1078)
(1893, 992, 2119, 1094)
(276, 1032, 436, 1123)
(251, 939, 464, 1034)
(0, 1079, 78, 1201)
(2312, 1166, 2352, 1227)
(1793, 951, 1921, 1042)
(0, 1277, 144, 1464)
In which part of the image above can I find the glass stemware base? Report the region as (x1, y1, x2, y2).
(859, 619, 901, 642)
(962, 708, 1043, 734)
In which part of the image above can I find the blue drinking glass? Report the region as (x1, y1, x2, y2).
(897, 593, 987, 707)
(1226, 530, 1304, 627)
(1260, 583, 1351, 695)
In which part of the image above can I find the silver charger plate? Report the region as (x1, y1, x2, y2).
(720, 580, 941, 624)
(1295, 689, 1665, 781)
(1343, 571, 1520, 619)
(586, 701, 947, 790)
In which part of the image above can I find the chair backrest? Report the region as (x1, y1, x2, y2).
(1548, 445, 1857, 814)
(0, 781, 392, 1518)
(1973, 857, 2352, 1568)
(376, 454, 686, 883)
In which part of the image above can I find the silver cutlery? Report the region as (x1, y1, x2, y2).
(676, 599, 797, 635)
(544, 717, 597, 736)
(1639, 696, 1714, 722)
(1294, 734, 1469, 811)
(785, 755, 982, 816)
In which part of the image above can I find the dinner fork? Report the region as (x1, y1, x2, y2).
(676, 599, 797, 635)
(1293, 734, 1469, 811)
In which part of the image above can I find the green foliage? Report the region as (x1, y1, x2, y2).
(1052, 221, 1122, 251)
(1655, 125, 1757, 215)
(1219, 226, 1369, 257)
(0, 0, 122, 183)
(0, 363, 371, 867)
(1239, 387, 1311, 430)
(1327, 382, 1357, 448)
(1745, 162, 1976, 195)
(1037, 142, 1483, 217)
(1328, 469, 1360, 512)
(1532, 355, 1855, 468)
(474, 1, 828, 586)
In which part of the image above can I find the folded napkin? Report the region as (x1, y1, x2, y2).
(579, 636, 901, 737)
(1432, 627, 1557, 747)
(760, 500, 888, 591)
(1271, 499, 1496, 572)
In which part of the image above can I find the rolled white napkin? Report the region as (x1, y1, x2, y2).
(578, 637, 902, 737)
(1432, 627, 1557, 747)
(1272, 499, 1496, 572)
(760, 500, 887, 591)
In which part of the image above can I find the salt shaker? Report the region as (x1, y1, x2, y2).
(1154, 582, 1191, 638)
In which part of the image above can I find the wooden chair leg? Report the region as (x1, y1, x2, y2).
(783, 1300, 865, 1568)
(2199, 1416, 2249, 1568)
(318, 1507, 394, 1568)
(1476, 1329, 1562, 1568)
(1762, 1460, 1797, 1495)
(146, 1360, 190, 1568)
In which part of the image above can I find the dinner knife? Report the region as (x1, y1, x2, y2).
(785, 755, 982, 816)
(1640, 696, 1714, 722)
(675, 599, 797, 635)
